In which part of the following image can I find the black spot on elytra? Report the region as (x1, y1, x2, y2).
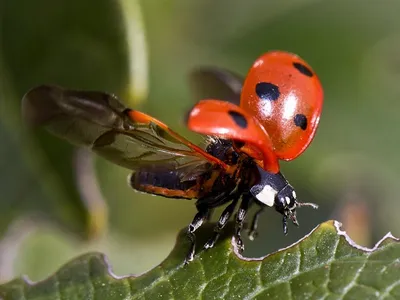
(294, 114, 308, 130)
(255, 82, 280, 101)
(228, 110, 248, 129)
(293, 62, 313, 77)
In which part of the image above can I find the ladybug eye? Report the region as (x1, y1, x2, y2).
(255, 82, 280, 101)
(292, 62, 314, 77)
(294, 114, 308, 130)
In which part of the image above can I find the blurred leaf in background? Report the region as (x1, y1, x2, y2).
(0, 0, 129, 240)
(1, 0, 400, 288)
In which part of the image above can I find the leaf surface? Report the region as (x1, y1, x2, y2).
(1, 221, 399, 300)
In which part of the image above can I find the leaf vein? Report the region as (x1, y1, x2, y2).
(324, 236, 341, 295)
(380, 280, 400, 299)
(120, 278, 133, 300)
(245, 255, 341, 299)
(53, 273, 61, 300)
(88, 257, 97, 300)
(293, 246, 301, 276)
(336, 252, 371, 299)
(198, 259, 208, 300)
(200, 250, 232, 300)
(287, 281, 293, 299)
(219, 255, 236, 299)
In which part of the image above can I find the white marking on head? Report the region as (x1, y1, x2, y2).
(285, 197, 291, 205)
(292, 191, 297, 199)
(254, 185, 277, 207)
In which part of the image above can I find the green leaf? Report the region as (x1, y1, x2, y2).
(1, 220, 399, 299)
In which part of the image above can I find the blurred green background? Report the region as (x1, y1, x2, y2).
(1, 0, 400, 284)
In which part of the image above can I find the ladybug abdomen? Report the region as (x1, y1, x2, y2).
(240, 51, 323, 161)
(129, 169, 199, 199)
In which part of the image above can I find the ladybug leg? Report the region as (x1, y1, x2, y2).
(234, 193, 251, 253)
(185, 206, 210, 264)
(248, 205, 265, 241)
(204, 196, 239, 250)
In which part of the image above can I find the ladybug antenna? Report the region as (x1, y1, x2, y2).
(296, 201, 319, 210)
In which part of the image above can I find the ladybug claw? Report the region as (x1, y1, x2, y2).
(248, 229, 258, 241)
(234, 236, 244, 253)
(204, 235, 217, 250)
(291, 215, 299, 227)
(184, 252, 194, 265)
(288, 210, 299, 227)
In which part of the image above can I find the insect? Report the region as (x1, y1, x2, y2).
(21, 50, 323, 264)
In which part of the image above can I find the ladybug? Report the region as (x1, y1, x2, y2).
(21, 50, 323, 264)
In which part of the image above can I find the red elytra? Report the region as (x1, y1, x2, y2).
(188, 51, 323, 173)
(240, 51, 324, 161)
(187, 99, 279, 173)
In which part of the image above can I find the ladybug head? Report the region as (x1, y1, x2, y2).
(275, 184, 297, 213)
(250, 166, 318, 235)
